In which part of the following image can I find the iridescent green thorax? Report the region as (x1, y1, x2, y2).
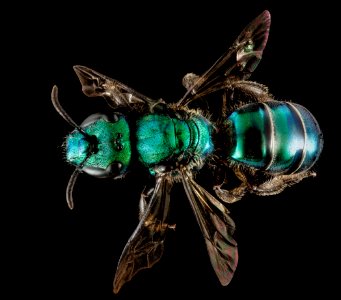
(226, 101, 323, 174)
(66, 116, 131, 173)
(136, 113, 214, 169)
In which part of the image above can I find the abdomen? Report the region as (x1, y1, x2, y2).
(226, 101, 323, 174)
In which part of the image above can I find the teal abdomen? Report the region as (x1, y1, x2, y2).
(227, 101, 323, 174)
(136, 114, 213, 167)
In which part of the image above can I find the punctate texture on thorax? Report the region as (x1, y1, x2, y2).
(136, 113, 214, 167)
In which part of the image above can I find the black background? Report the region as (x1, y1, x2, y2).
(8, 1, 338, 299)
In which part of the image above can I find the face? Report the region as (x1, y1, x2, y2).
(65, 113, 132, 178)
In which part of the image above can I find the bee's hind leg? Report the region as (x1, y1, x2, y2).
(214, 183, 247, 203)
(213, 168, 248, 203)
(251, 171, 316, 196)
(213, 165, 317, 203)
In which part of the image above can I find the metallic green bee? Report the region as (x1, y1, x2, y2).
(52, 10, 323, 293)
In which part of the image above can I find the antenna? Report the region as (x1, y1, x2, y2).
(51, 85, 94, 210)
(51, 85, 89, 137)
(66, 169, 80, 210)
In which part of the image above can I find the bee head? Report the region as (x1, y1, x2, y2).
(51, 85, 133, 209)
(66, 113, 132, 178)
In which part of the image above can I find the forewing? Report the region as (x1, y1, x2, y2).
(113, 175, 173, 293)
(181, 172, 238, 286)
(73, 65, 155, 109)
(177, 10, 271, 107)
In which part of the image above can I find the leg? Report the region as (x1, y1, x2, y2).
(139, 185, 176, 230)
(213, 168, 249, 203)
(214, 182, 247, 203)
(182, 73, 200, 92)
(251, 171, 316, 196)
(230, 80, 271, 104)
(139, 187, 154, 220)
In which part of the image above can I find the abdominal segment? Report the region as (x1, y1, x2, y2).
(226, 101, 323, 174)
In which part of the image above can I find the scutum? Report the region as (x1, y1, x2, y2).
(136, 113, 214, 168)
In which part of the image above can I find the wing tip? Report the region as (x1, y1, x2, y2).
(73, 64, 86, 71)
(113, 283, 121, 294)
(256, 10, 271, 32)
(113, 270, 126, 294)
(73, 65, 90, 80)
(259, 10, 271, 26)
(262, 10, 271, 19)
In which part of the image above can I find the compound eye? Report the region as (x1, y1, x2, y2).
(82, 162, 123, 178)
(81, 113, 109, 128)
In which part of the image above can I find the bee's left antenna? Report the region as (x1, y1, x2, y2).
(51, 85, 88, 136)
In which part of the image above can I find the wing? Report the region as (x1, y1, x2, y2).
(113, 175, 173, 293)
(73, 65, 156, 109)
(181, 171, 238, 286)
(177, 10, 271, 107)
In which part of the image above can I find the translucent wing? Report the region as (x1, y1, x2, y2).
(181, 171, 238, 286)
(113, 175, 173, 293)
(73, 65, 155, 109)
(177, 10, 271, 107)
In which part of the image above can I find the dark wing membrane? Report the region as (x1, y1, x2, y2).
(177, 10, 271, 107)
(73, 65, 155, 109)
(113, 175, 173, 293)
(181, 171, 238, 286)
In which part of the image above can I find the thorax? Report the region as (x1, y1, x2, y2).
(136, 111, 214, 172)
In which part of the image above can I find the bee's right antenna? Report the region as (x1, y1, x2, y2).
(66, 169, 79, 210)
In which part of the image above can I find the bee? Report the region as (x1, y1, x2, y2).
(51, 10, 323, 293)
